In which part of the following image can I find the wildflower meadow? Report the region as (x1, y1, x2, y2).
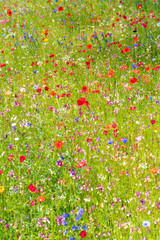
(0, 0, 160, 239)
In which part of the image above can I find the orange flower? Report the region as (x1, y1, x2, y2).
(130, 70, 140, 74)
(127, 86, 133, 91)
(37, 196, 45, 202)
(59, 122, 63, 126)
(107, 70, 115, 75)
(55, 141, 63, 150)
(96, 73, 102, 77)
(5, 90, 12, 96)
(58, 179, 66, 185)
(97, 84, 102, 89)
(150, 168, 158, 174)
(120, 171, 125, 175)
(134, 36, 138, 42)
(120, 65, 128, 70)
(50, 90, 56, 96)
(145, 79, 150, 83)
(105, 124, 112, 130)
(142, 75, 147, 79)
(93, 81, 98, 85)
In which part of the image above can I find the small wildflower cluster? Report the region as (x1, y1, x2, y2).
(55, 209, 88, 239)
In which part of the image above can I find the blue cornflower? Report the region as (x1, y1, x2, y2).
(71, 226, 77, 231)
(61, 156, 64, 160)
(14, 187, 18, 193)
(97, 150, 100, 153)
(109, 102, 113, 105)
(33, 71, 37, 73)
(132, 64, 137, 69)
(83, 225, 88, 230)
(79, 208, 83, 215)
(156, 100, 159, 103)
(62, 220, 68, 226)
(108, 140, 113, 144)
(69, 238, 75, 240)
(122, 138, 128, 143)
(142, 221, 150, 227)
(27, 123, 32, 126)
(63, 229, 67, 234)
(149, 96, 152, 100)
(12, 126, 16, 130)
(33, 85, 38, 89)
(62, 213, 69, 219)
(75, 117, 79, 122)
(75, 215, 82, 221)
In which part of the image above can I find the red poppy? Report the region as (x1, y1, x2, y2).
(86, 44, 92, 49)
(87, 138, 92, 142)
(77, 98, 86, 106)
(45, 87, 49, 91)
(0, 170, 3, 175)
(58, 6, 63, 11)
(37, 89, 41, 93)
(49, 54, 54, 58)
(20, 156, 25, 162)
(8, 155, 13, 162)
(130, 106, 136, 110)
(28, 184, 36, 192)
(112, 124, 117, 128)
(129, 78, 138, 84)
(84, 101, 89, 106)
(76, 160, 86, 168)
(151, 120, 155, 124)
(7, 9, 12, 16)
(138, 5, 142, 9)
(30, 200, 37, 206)
(103, 131, 108, 135)
(80, 231, 87, 238)
(55, 141, 64, 149)
(86, 61, 90, 66)
(121, 47, 130, 53)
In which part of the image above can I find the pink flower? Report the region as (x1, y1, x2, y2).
(30, 200, 37, 206)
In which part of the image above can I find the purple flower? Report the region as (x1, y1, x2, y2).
(140, 199, 145, 205)
(55, 216, 64, 226)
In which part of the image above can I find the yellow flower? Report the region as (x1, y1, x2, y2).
(43, 38, 48, 42)
(0, 186, 5, 193)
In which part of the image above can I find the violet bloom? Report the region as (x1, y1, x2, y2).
(140, 199, 145, 205)
(96, 185, 104, 192)
(8, 144, 13, 150)
(55, 216, 64, 226)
